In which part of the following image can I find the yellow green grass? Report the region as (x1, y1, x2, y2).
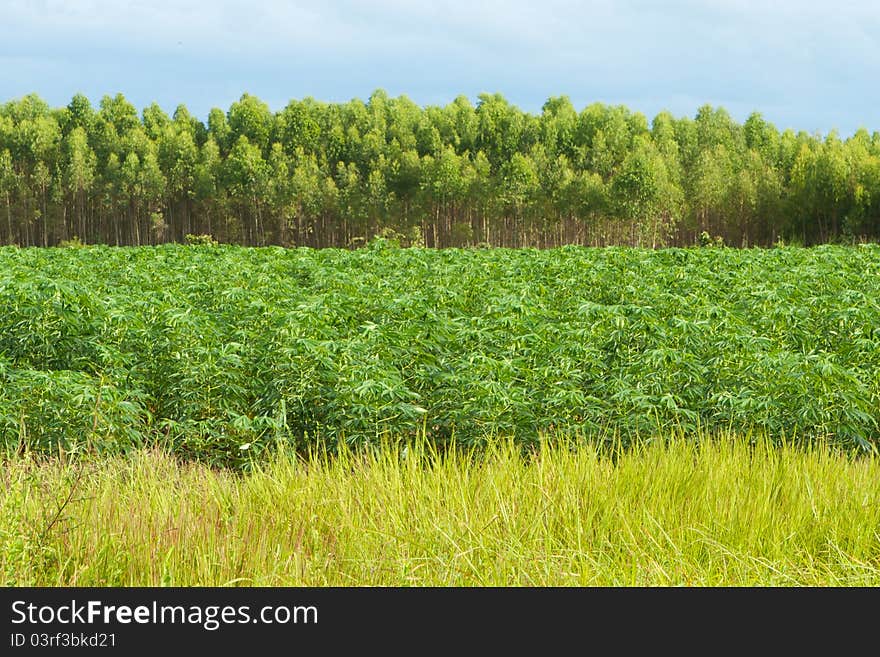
(4, 436, 880, 586)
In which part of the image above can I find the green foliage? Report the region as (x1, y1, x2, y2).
(2, 92, 880, 249)
(698, 231, 725, 247)
(184, 233, 218, 246)
(58, 236, 86, 248)
(0, 244, 879, 464)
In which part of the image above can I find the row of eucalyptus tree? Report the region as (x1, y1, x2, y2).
(1, 90, 879, 248)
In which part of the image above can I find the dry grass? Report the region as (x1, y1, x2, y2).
(4, 436, 880, 586)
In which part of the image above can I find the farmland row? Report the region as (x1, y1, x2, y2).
(1, 243, 878, 463)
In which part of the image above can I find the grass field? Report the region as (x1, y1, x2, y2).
(3, 244, 879, 586)
(4, 436, 880, 586)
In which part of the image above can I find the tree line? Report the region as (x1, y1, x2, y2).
(1, 90, 879, 249)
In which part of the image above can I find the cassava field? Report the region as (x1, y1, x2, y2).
(2, 242, 880, 585)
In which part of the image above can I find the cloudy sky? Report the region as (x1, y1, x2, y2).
(3, 0, 879, 135)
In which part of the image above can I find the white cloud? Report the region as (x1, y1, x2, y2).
(6, 0, 877, 61)
(2, 0, 878, 133)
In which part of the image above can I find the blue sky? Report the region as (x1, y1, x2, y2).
(3, 0, 879, 135)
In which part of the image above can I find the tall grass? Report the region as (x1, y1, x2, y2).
(4, 435, 880, 586)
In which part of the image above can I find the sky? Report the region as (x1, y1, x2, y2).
(3, 0, 879, 136)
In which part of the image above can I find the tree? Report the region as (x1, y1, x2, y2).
(0, 149, 16, 243)
(228, 94, 273, 152)
(158, 123, 198, 239)
(476, 93, 523, 167)
(289, 148, 323, 246)
(499, 152, 539, 246)
(207, 107, 231, 154)
(142, 103, 171, 141)
(62, 93, 95, 135)
(193, 138, 222, 240)
(541, 95, 578, 160)
(814, 132, 850, 240)
(610, 136, 678, 247)
(223, 135, 270, 244)
(63, 126, 96, 241)
(744, 112, 780, 165)
(277, 98, 323, 156)
(0, 90, 878, 248)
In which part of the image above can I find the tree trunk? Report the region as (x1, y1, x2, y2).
(5, 193, 11, 244)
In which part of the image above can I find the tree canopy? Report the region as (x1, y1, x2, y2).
(1, 91, 878, 248)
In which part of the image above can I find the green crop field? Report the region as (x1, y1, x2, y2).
(2, 243, 879, 465)
(3, 242, 880, 586)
